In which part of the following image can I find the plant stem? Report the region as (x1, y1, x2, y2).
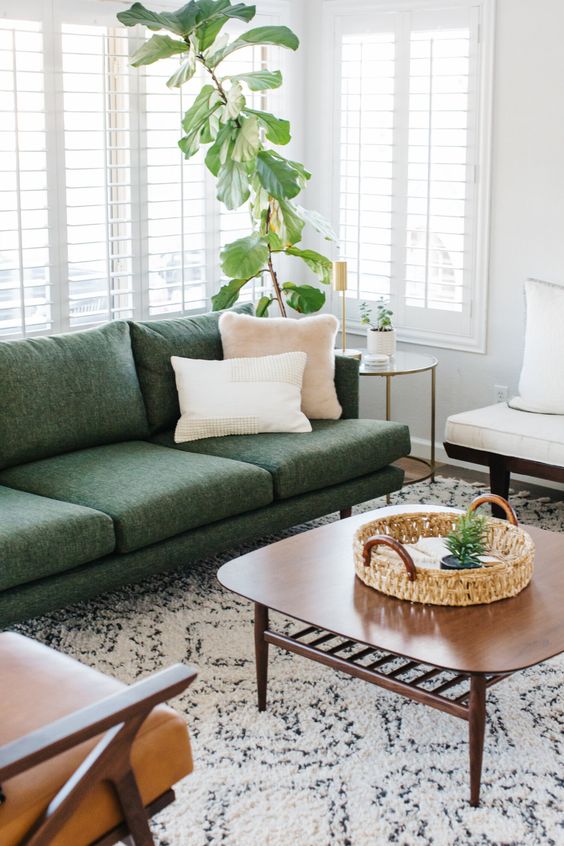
(265, 203, 287, 317)
(201, 58, 228, 103)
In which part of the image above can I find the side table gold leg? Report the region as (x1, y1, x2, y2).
(386, 374, 392, 504)
(431, 366, 436, 482)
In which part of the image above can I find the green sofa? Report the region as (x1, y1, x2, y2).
(0, 306, 410, 625)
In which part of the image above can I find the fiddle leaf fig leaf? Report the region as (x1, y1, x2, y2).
(222, 2, 256, 22)
(232, 115, 260, 162)
(117, 3, 196, 35)
(246, 109, 290, 145)
(277, 199, 305, 246)
(200, 109, 220, 144)
(217, 158, 250, 209)
(131, 34, 189, 67)
(220, 233, 269, 278)
(221, 81, 245, 121)
(282, 282, 326, 314)
(284, 156, 311, 187)
(267, 230, 283, 251)
(256, 150, 300, 200)
(166, 51, 196, 87)
(293, 203, 337, 241)
(211, 277, 248, 311)
(286, 246, 332, 284)
(256, 295, 273, 316)
(184, 85, 222, 130)
(179, 84, 222, 158)
(250, 185, 270, 226)
(226, 69, 282, 91)
(236, 24, 298, 50)
(196, 3, 256, 50)
(205, 122, 234, 176)
(207, 25, 299, 67)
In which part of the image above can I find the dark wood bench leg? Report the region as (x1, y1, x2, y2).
(489, 457, 510, 518)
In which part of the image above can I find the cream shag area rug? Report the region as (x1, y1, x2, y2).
(17, 477, 564, 846)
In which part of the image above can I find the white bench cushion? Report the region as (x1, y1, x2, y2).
(445, 403, 564, 467)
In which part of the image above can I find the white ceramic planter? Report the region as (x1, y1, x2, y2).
(367, 328, 396, 357)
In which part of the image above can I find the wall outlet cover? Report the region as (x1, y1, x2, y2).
(495, 385, 508, 403)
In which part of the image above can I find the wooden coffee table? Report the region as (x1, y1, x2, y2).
(217, 504, 564, 806)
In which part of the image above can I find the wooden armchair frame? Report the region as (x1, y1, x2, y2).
(0, 663, 197, 846)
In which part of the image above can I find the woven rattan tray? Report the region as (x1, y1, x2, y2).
(353, 495, 535, 606)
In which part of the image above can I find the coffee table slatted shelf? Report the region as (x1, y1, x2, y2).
(268, 624, 511, 720)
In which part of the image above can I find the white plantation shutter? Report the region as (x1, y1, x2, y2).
(0, 1, 290, 338)
(0, 18, 50, 338)
(142, 50, 208, 317)
(61, 23, 135, 327)
(334, 3, 491, 350)
(339, 30, 395, 304)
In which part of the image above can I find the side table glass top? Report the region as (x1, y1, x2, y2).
(359, 350, 438, 376)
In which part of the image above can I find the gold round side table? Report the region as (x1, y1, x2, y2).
(359, 351, 438, 485)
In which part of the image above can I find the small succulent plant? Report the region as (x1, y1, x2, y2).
(444, 512, 488, 569)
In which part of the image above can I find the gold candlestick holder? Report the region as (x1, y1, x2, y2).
(332, 260, 362, 359)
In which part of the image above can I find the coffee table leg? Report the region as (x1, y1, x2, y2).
(254, 602, 269, 711)
(468, 674, 487, 806)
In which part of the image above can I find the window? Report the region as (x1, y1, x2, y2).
(0, 0, 288, 338)
(0, 18, 50, 337)
(330, 1, 494, 351)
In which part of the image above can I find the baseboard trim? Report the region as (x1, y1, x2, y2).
(410, 436, 564, 493)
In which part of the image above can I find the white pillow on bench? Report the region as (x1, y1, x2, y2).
(171, 351, 312, 443)
(510, 278, 564, 414)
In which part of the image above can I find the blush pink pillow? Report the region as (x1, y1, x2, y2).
(219, 312, 342, 419)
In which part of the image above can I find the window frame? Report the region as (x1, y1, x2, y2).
(322, 0, 495, 353)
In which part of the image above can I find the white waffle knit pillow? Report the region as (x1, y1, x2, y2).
(171, 351, 312, 443)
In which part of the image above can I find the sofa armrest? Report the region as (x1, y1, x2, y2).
(335, 355, 360, 419)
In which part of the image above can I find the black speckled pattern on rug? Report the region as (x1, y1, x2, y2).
(15, 476, 564, 846)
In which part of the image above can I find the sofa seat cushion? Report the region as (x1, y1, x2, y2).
(445, 403, 564, 466)
(0, 487, 115, 591)
(152, 419, 411, 500)
(0, 633, 193, 846)
(0, 442, 273, 554)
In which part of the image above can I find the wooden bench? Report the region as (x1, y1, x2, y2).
(444, 403, 564, 517)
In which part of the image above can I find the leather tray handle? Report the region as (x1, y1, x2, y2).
(362, 535, 417, 581)
(467, 494, 519, 526)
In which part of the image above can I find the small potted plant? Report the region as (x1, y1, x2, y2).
(442, 512, 488, 570)
(360, 300, 396, 358)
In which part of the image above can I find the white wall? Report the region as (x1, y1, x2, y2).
(299, 0, 564, 455)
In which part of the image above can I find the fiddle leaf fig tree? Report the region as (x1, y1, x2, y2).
(118, 0, 336, 316)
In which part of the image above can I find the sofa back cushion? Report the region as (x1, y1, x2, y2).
(129, 304, 253, 434)
(0, 321, 149, 470)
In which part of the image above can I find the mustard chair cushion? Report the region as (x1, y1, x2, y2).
(0, 633, 193, 846)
